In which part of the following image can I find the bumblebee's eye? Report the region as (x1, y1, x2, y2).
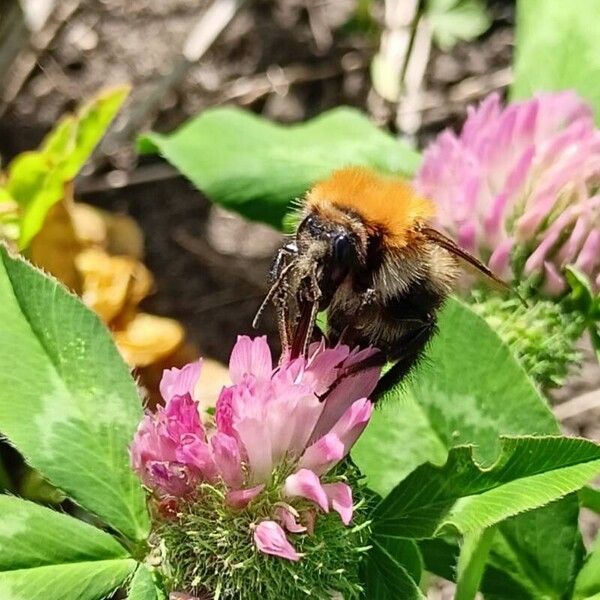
(332, 233, 355, 267)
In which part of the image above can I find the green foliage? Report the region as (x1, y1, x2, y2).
(484, 499, 585, 600)
(579, 485, 600, 513)
(426, 0, 491, 50)
(512, 0, 600, 121)
(0, 86, 129, 248)
(354, 298, 596, 598)
(138, 107, 421, 229)
(564, 267, 600, 363)
(455, 527, 496, 600)
(353, 297, 557, 497)
(372, 437, 600, 539)
(0, 245, 149, 542)
(0, 455, 11, 492)
(0, 495, 136, 600)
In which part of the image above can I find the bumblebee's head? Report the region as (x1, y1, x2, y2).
(296, 211, 365, 296)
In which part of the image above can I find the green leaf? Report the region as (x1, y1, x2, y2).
(573, 534, 600, 600)
(418, 537, 458, 582)
(41, 86, 130, 181)
(0, 495, 136, 600)
(418, 504, 585, 600)
(138, 107, 421, 229)
(426, 0, 491, 51)
(363, 537, 425, 599)
(0, 246, 149, 541)
(512, 0, 600, 121)
(373, 436, 600, 539)
(128, 565, 167, 600)
(353, 394, 447, 494)
(4, 86, 129, 248)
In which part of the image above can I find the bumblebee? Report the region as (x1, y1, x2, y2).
(255, 167, 508, 395)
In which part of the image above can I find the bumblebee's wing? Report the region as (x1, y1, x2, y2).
(422, 226, 514, 295)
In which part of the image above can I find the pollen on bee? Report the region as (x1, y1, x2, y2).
(306, 166, 436, 246)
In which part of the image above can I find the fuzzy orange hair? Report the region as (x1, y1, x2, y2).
(306, 167, 435, 247)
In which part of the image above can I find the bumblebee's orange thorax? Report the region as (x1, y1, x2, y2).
(306, 167, 435, 247)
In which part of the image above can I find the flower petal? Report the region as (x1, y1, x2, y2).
(160, 360, 202, 402)
(275, 506, 307, 533)
(229, 336, 273, 383)
(254, 520, 301, 561)
(176, 435, 217, 481)
(323, 482, 353, 525)
(284, 469, 329, 512)
(226, 484, 265, 509)
(328, 398, 374, 456)
(211, 432, 243, 488)
(299, 432, 345, 475)
(164, 394, 204, 441)
(234, 417, 273, 484)
(310, 350, 380, 442)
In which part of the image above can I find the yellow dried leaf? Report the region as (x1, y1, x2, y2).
(70, 202, 108, 247)
(75, 248, 153, 323)
(71, 202, 144, 259)
(105, 211, 144, 259)
(114, 312, 185, 367)
(29, 202, 83, 292)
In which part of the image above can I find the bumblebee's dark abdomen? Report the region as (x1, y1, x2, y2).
(327, 276, 444, 360)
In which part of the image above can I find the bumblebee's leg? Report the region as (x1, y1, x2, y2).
(373, 319, 436, 399)
(268, 242, 298, 284)
(253, 241, 298, 335)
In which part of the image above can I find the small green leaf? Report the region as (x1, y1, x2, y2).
(128, 565, 167, 600)
(512, 0, 600, 121)
(363, 537, 425, 599)
(4, 86, 129, 248)
(138, 107, 421, 229)
(41, 86, 130, 181)
(0, 495, 136, 600)
(0, 246, 149, 541)
(426, 0, 491, 50)
(573, 535, 600, 600)
(373, 436, 600, 539)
